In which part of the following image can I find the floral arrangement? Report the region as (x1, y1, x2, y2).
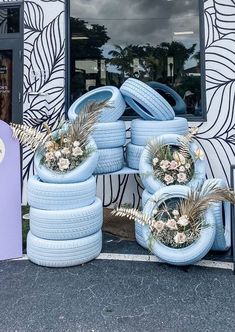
(112, 183, 235, 249)
(146, 127, 204, 185)
(11, 100, 109, 173)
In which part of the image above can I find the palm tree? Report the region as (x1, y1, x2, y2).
(108, 45, 135, 81)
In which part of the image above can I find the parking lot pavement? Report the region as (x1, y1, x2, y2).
(0, 251, 235, 332)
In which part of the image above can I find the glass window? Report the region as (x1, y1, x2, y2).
(0, 7, 20, 34)
(70, 0, 202, 117)
(0, 50, 12, 123)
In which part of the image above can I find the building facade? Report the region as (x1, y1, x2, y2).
(0, 0, 235, 205)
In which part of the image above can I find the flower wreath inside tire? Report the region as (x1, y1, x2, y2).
(139, 130, 206, 194)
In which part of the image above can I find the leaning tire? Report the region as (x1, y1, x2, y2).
(94, 147, 124, 174)
(126, 143, 144, 170)
(120, 78, 175, 120)
(30, 198, 103, 240)
(146, 81, 187, 115)
(131, 118, 188, 146)
(92, 121, 126, 149)
(27, 230, 102, 267)
(139, 134, 206, 194)
(135, 190, 152, 249)
(34, 136, 98, 184)
(28, 176, 96, 210)
(68, 86, 126, 123)
(201, 179, 231, 251)
(142, 186, 216, 266)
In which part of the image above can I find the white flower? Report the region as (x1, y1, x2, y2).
(152, 208, 158, 215)
(177, 172, 187, 183)
(63, 138, 69, 143)
(73, 141, 80, 147)
(185, 163, 191, 170)
(169, 160, 178, 170)
(54, 151, 62, 159)
(174, 232, 187, 244)
(177, 215, 190, 227)
(195, 148, 204, 160)
(164, 174, 174, 185)
(179, 166, 185, 172)
(45, 152, 54, 162)
(72, 147, 83, 157)
(152, 220, 165, 233)
(160, 160, 170, 171)
(166, 219, 178, 230)
(57, 158, 70, 171)
(153, 157, 159, 166)
(44, 141, 54, 150)
(61, 147, 70, 155)
(173, 152, 186, 165)
(172, 210, 179, 217)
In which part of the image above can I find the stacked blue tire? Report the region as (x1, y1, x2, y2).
(68, 86, 126, 174)
(27, 161, 103, 268)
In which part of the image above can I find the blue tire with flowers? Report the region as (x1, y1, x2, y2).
(68, 86, 126, 123)
(139, 134, 206, 194)
(27, 230, 102, 267)
(135, 190, 152, 249)
(141, 186, 216, 266)
(34, 136, 98, 184)
(28, 175, 96, 210)
(201, 179, 231, 251)
(120, 78, 175, 120)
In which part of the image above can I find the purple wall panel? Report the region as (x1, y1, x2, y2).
(0, 120, 22, 260)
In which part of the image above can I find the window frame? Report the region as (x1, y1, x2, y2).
(66, 0, 206, 122)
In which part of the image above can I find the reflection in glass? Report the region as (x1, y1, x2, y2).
(0, 8, 20, 34)
(70, 0, 201, 117)
(0, 50, 12, 123)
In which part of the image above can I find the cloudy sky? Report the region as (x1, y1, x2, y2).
(71, 0, 200, 45)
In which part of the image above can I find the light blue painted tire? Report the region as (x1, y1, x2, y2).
(120, 78, 175, 120)
(34, 136, 98, 184)
(139, 134, 206, 194)
(201, 179, 231, 251)
(30, 198, 103, 240)
(28, 176, 96, 210)
(126, 143, 144, 170)
(131, 118, 188, 146)
(94, 147, 124, 174)
(141, 186, 216, 266)
(68, 86, 126, 123)
(27, 230, 102, 267)
(135, 190, 152, 249)
(92, 121, 126, 149)
(146, 81, 187, 115)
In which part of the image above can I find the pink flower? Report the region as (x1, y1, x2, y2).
(160, 160, 170, 171)
(174, 232, 187, 244)
(166, 219, 178, 230)
(177, 172, 187, 183)
(169, 160, 178, 170)
(164, 174, 174, 185)
(152, 220, 165, 233)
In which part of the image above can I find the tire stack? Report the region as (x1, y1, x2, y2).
(120, 78, 189, 171)
(26, 148, 103, 267)
(119, 78, 190, 247)
(68, 86, 126, 174)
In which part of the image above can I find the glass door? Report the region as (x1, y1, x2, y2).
(0, 39, 22, 123)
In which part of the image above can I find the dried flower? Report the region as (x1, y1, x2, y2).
(177, 215, 190, 227)
(152, 220, 165, 233)
(57, 158, 70, 171)
(73, 141, 80, 147)
(72, 147, 83, 157)
(54, 151, 62, 159)
(195, 148, 204, 160)
(177, 172, 187, 183)
(164, 174, 174, 185)
(166, 219, 178, 230)
(174, 232, 187, 244)
(61, 147, 70, 155)
(45, 141, 54, 150)
(45, 152, 54, 162)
